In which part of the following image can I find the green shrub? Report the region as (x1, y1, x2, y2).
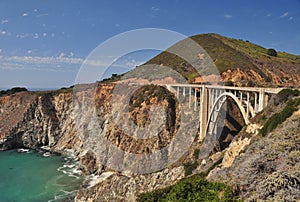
(183, 161, 198, 176)
(224, 81, 234, 86)
(260, 98, 300, 136)
(193, 149, 200, 158)
(137, 174, 241, 202)
(267, 48, 277, 57)
(204, 157, 223, 176)
(277, 89, 300, 102)
(0, 87, 28, 97)
(247, 80, 256, 87)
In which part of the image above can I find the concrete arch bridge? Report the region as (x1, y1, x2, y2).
(164, 84, 281, 140)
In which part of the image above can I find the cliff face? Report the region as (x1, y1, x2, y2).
(0, 84, 197, 201)
(0, 91, 78, 151)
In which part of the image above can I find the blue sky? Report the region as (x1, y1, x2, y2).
(0, 0, 299, 89)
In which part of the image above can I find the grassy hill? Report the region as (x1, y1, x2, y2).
(144, 33, 300, 87)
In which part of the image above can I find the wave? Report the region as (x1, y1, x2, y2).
(40, 145, 51, 151)
(48, 190, 77, 202)
(17, 148, 30, 153)
(43, 152, 51, 157)
(57, 160, 82, 179)
(87, 171, 115, 188)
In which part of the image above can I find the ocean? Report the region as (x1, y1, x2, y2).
(0, 149, 83, 202)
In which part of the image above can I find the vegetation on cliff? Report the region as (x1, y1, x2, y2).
(137, 168, 240, 202)
(0, 87, 28, 97)
(260, 89, 300, 136)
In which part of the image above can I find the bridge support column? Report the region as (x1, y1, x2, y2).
(189, 87, 192, 109)
(246, 92, 250, 118)
(254, 92, 258, 113)
(258, 89, 265, 112)
(194, 88, 197, 110)
(264, 94, 269, 108)
(240, 91, 243, 103)
(199, 86, 208, 141)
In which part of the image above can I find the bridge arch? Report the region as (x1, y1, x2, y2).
(205, 92, 254, 137)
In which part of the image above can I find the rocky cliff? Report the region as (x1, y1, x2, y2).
(0, 90, 78, 151)
(0, 83, 200, 201)
(1, 85, 299, 201)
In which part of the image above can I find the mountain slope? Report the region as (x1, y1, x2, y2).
(145, 33, 300, 87)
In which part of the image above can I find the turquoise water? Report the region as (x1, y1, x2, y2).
(0, 150, 83, 202)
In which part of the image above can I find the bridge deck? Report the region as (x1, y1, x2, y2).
(163, 84, 282, 94)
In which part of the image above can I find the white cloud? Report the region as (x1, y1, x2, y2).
(0, 55, 84, 72)
(58, 52, 65, 58)
(151, 6, 160, 12)
(16, 33, 30, 39)
(150, 6, 160, 18)
(42, 33, 47, 37)
(36, 13, 48, 18)
(3, 55, 83, 65)
(0, 30, 10, 36)
(125, 59, 143, 68)
(1, 19, 8, 24)
(280, 12, 289, 18)
(279, 12, 294, 21)
(0, 53, 141, 74)
(33, 33, 39, 39)
(224, 14, 233, 19)
(22, 12, 29, 17)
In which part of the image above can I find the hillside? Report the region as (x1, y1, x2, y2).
(136, 89, 300, 201)
(145, 33, 300, 87)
